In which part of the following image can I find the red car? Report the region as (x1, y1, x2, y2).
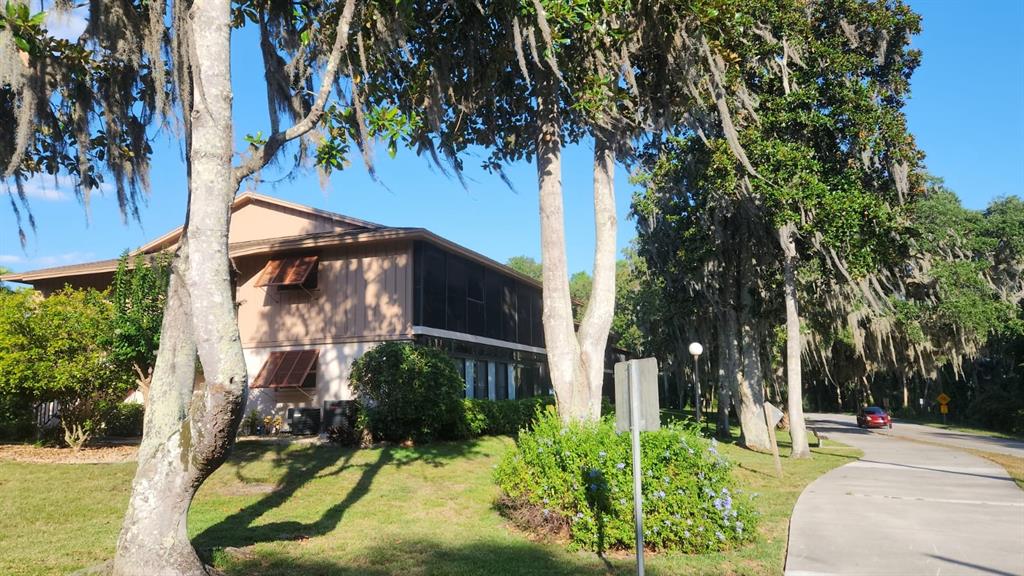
(857, 406, 892, 429)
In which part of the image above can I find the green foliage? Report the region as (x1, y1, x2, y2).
(460, 397, 554, 437)
(0, 265, 11, 292)
(0, 288, 134, 448)
(111, 251, 170, 380)
(325, 402, 366, 446)
(505, 256, 543, 282)
(0, 392, 34, 440)
(349, 342, 466, 442)
(495, 408, 757, 553)
(569, 271, 592, 322)
(104, 403, 144, 437)
(966, 390, 1024, 436)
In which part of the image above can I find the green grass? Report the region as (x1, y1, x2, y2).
(0, 433, 858, 576)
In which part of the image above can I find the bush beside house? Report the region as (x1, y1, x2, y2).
(344, 341, 554, 444)
(461, 397, 554, 437)
(349, 342, 467, 442)
(0, 289, 135, 449)
(104, 403, 145, 437)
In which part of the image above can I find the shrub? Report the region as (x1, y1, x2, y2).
(1013, 409, 1024, 436)
(0, 394, 35, 440)
(495, 407, 757, 553)
(325, 401, 367, 446)
(0, 288, 135, 449)
(104, 403, 144, 437)
(349, 342, 465, 442)
(240, 409, 262, 436)
(967, 389, 1024, 433)
(460, 397, 554, 437)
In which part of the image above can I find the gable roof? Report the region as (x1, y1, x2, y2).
(136, 191, 384, 254)
(0, 193, 544, 291)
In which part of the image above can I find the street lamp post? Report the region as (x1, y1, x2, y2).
(689, 342, 703, 425)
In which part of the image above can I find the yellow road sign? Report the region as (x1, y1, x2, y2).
(940, 404, 949, 414)
(937, 393, 951, 405)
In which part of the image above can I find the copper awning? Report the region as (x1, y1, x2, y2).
(251, 350, 319, 388)
(255, 255, 318, 287)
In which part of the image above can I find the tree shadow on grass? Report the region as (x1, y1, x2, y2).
(217, 538, 673, 576)
(193, 440, 486, 555)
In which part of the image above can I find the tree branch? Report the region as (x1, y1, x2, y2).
(232, 0, 356, 187)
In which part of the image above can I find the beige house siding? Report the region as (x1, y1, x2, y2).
(236, 240, 414, 347)
(228, 200, 358, 244)
(243, 340, 404, 417)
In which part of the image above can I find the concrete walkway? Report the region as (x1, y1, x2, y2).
(785, 413, 1024, 576)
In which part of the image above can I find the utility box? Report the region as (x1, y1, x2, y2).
(287, 407, 322, 435)
(614, 358, 661, 433)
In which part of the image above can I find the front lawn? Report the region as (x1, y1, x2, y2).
(0, 433, 857, 576)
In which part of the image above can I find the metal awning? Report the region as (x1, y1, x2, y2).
(251, 350, 319, 388)
(254, 255, 318, 287)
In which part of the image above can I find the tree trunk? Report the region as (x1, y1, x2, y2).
(715, 323, 732, 438)
(113, 2, 246, 573)
(673, 349, 687, 410)
(113, 246, 205, 575)
(778, 223, 809, 458)
(577, 133, 617, 420)
(536, 75, 585, 423)
(735, 245, 770, 451)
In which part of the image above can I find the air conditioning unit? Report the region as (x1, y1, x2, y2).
(287, 407, 322, 435)
(323, 400, 358, 429)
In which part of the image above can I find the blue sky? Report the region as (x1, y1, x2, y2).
(2, 0, 1022, 276)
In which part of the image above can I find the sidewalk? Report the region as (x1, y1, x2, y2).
(785, 414, 1024, 576)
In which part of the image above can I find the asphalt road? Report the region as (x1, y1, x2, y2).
(882, 418, 1024, 459)
(785, 413, 1024, 576)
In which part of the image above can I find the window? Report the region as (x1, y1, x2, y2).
(466, 262, 486, 336)
(446, 257, 467, 332)
(466, 262, 485, 302)
(474, 359, 489, 400)
(252, 350, 318, 388)
(255, 256, 319, 290)
(485, 271, 502, 340)
(517, 364, 539, 399)
(531, 291, 544, 347)
(495, 362, 508, 400)
(420, 243, 446, 328)
(502, 279, 517, 341)
(517, 284, 532, 344)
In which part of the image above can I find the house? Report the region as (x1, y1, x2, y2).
(2, 192, 562, 430)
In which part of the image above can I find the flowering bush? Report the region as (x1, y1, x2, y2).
(494, 407, 757, 553)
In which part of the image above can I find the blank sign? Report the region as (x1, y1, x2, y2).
(614, 358, 661, 433)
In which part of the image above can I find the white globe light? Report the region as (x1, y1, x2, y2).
(688, 342, 703, 357)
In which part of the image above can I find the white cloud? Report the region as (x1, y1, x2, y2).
(19, 175, 74, 202)
(45, 7, 88, 42)
(16, 174, 114, 203)
(0, 252, 94, 269)
(31, 251, 96, 268)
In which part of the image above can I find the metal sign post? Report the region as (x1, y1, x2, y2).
(614, 358, 660, 576)
(628, 360, 645, 576)
(937, 393, 951, 425)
